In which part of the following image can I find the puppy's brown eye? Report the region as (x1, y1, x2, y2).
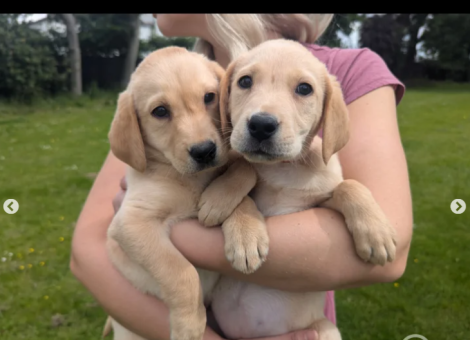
(151, 106, 170, 118)
(204, 92, 215, 104)
(238, 76, 252, 89)
(296, 83, 313, 96)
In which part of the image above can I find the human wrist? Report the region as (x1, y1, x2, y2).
(170, 219, 226, 271)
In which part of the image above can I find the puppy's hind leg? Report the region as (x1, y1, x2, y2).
(319, 179, 397, 266)
(110, 217, 206, 340)
(108, 318, 148, 340)
(310, 318, 342, 340)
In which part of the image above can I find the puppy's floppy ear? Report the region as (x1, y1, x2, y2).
(206, 61, 226, 131)
(219, 60, 237, 138)
(108, 91, 146, 172)
(321, 73, 350, 165)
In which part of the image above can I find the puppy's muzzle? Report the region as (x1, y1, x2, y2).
(248, 113, 279, 142)
(189, 140, 217, 165)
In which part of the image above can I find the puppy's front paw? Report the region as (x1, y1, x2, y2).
(350, 214, 397, 266)
(222, 217, 269, 274)
(170, 306, 206, 340)
(198, 188, 241, 227)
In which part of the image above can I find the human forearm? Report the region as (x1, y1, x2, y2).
(71, 237, 223, 340)
(71, 238, 169, 340)
(171, 206, 409, 292)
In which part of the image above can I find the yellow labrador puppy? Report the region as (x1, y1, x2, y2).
(103, 46, 267, 340)
(199, 39, 398, 339)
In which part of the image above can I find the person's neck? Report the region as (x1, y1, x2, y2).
(212, 45, 231, 69)
(210, 30, 283, 68)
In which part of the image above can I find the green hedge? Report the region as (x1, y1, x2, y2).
(139, 35, 196, 55)
(0, 15, 68, 102)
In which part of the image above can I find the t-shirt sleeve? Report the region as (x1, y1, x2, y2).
(329, 48, 405, 106)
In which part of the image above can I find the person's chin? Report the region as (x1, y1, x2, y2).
(155, 15, 180, 36)
(156, 14, 203, 37)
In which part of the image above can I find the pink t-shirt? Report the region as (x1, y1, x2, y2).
(302, 43, 406, 325)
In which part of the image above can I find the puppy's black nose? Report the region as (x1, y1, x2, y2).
(248, 113, 279, 142)
(189, 140, 217, 164)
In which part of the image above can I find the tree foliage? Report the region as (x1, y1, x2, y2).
(139, 36, 196, 56)
(397, 14, 429, 72)
(47, 14, 137, 58)
(318, 14, 363, 48)
(421, 14, 470, 72)
(359, 14, 406, 75)
(357, 13, 470, 81)
(0, 14, 67, 101)
(76, 14, 137, 57)
(2, 13, 469, 102)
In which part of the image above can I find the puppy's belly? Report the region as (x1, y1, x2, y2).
(212, 276, 326, 339)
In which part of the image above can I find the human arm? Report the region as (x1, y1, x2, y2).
(170, 85, 413, 292)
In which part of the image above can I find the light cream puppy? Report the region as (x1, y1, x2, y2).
(200, 39, 397, 340)
(103, 46, 267, 340)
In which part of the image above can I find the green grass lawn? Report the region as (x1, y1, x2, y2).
(0, 83, 469, 339)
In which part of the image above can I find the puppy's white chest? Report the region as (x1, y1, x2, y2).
(252, 162, 340, 216)
(251, 183, 309, 216)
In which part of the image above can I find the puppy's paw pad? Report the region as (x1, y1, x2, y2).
(198, 193, 235, 227)
(353, 220, 397, 266)
(198, 203, 221, 227)
(224, 221, 269, 274)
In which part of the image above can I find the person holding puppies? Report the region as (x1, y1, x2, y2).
(71, 14, 412, 340)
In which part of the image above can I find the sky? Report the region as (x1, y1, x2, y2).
(338, 21, 361, 48)
(24, 13, 46, 22)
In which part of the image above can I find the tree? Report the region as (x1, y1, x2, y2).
(139, 36, 196, 56)
(358, 14, 436, 78)
(359, 14, 406, 75)
(389, 14, 429, 76)
(421, 14, 470, 80)
(318, 14, 363, 48)
(75, 14, 136, 58)
(0, 14, 67, 101)
(60, 14, 82, 96)
(46, 14, 144, 89)
(121, 13, 141, 88)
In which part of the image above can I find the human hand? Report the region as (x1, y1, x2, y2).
(231, 329, 318, 340)
(112, 176, 127, 213)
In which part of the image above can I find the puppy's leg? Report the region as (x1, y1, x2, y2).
(108, 318, 148, 340)
(102, 316, 112, 338)
(319, 179, 397, 265)
(221, 196, 269, 274)
(198, 158, 257, 227)
(310, 318, 342, 340)
(110, 217, 206, 340)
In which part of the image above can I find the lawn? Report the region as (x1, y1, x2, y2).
(0, 83, 469, 339)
